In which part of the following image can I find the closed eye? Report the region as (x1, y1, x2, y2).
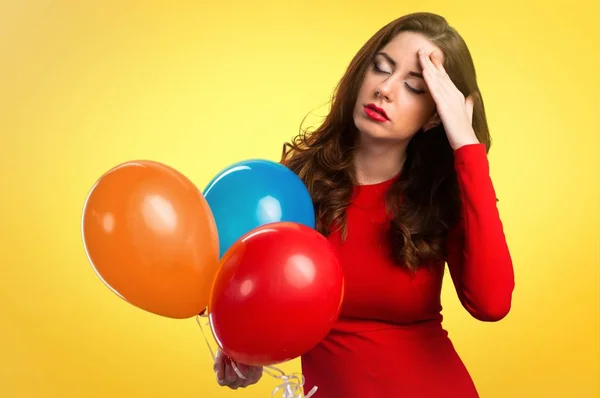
(405, 82, 425, 95)
(372, 61, 390, 74)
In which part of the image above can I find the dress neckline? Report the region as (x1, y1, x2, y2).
(356, 172, 401, 188)
(351, 172, 400, 209)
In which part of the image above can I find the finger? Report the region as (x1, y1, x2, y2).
(224, 361, 238, 385)
(465, 94, 474, 124)
(233, 362, 249, 379)
(430, 51, 446, 74)
(421, 66, 442, 101)
(214, 354, 225, 384)
(241, 367, 262, 388)
(213, 351, 222, 372)
(229, 378, 245, 390)
(240, 377, 254, 388)
(255, 367, 264, 383)
(249, 366, 263, 383)
(418, 48, 437, 74)
(419, 49, 447, 101)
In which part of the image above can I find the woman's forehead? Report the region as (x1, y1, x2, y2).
(380, 32, 443, 62)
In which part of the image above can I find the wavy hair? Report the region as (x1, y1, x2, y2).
(281, 12, 492, 271)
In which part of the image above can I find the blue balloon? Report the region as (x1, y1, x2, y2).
(203, 159, 315, 258)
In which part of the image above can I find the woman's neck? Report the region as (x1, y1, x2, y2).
(353, 138, 408, 185)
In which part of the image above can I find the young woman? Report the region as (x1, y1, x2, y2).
(214, 12, 514, 397)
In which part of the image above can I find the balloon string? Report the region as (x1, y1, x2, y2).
(195, 314, 215, 361)
(195, 314, 245, 379)
(195, 313, 318, 397)
(263, 365, 318, 398)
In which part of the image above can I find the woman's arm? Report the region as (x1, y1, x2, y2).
(445, 143, 515, 322)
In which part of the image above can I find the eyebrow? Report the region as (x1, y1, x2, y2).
(376, 51, 423, 79)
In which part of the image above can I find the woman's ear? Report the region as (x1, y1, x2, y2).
(423, 113, 441, 132)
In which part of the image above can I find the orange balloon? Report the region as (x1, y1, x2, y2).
(82, 160, 220, 319)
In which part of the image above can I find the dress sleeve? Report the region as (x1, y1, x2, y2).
(445, 143, 515, 322)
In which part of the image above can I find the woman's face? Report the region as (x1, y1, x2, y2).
(353, 32, 442, 143)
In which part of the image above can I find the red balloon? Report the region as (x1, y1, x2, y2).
(208, 222, 344, 367)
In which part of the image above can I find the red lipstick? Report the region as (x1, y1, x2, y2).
(363, 103, 389, 122)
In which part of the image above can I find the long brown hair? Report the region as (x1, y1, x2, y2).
(281, 12, 492, 272)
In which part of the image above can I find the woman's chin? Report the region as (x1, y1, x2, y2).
(355, 125, 411, 145)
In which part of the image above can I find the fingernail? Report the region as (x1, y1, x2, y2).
(418, 48, 424, 54)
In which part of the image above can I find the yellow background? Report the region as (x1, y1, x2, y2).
(1, 1, 598, 397)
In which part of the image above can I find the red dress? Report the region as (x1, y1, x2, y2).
(301, 144, 515, 397)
